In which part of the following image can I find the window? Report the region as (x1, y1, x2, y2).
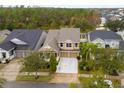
(60, 43, 63, 47)
(105, 44, 110, 48)
(9, 50, 14, 56)
(66, 43, 71, 47)
(2, 52, 6, 58)
(75, 43, 78, 47)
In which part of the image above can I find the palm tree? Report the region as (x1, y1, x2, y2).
(80, 43, 97, 62)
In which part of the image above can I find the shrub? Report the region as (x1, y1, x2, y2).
(50, 55, 57, 73)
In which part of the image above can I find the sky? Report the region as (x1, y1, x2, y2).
(0, 0, 124, 8)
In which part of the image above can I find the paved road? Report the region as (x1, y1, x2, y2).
(3, 81, 68, 88)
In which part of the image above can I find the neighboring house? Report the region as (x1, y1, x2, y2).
(40, 28, 80, 60)
(116, 31, 124, 40)
(119, 41, 124, 50)
(96, 17, 107, 30)
(87, 30, 122, 48)
(0, 29, 47, 63)
(80, 33, 87, 42)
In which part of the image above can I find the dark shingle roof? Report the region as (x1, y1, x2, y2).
(89, 30, 122, 41)
(0, 41, 16, 51)
(4, 29, 43, 50)
(58, 28, 80, 43)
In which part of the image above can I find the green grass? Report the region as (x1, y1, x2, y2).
(78, 70, 93, 74)
(79, 77, 93, 88)
(111, 78, 121, 88)
(16, 75, 52, 82)
(0, 78, 6, 88)
(20, 68, 50, 72)
(79, 77, 121, 88)
(69, 83, 79, 88)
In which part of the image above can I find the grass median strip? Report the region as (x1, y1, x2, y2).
(16, 75, 52, 82)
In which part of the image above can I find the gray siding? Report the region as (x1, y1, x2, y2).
(15, 50, 33, 57)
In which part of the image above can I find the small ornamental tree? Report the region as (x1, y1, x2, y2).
(50, 55, 57, 73)
(23, 52, 41, 79)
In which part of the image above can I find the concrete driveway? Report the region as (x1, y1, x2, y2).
(0, 59, 22, 81)
(56, 58, 78, 73)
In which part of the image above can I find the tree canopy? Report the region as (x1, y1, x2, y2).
(105, 20, 124, 32)
(79, 43, 124, 75)
(0, 7, 100, 32)
(23, 52, 41, 78)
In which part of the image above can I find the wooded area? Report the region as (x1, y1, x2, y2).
(0, 7, 100, 32)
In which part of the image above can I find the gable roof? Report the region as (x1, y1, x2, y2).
(40, 30, 60, 53)
(40, 28, 80, 53)
(57, 28, 80, 43)
(0, 41, 16, 51)
(4, 29, 43, 50)
(89, 30, 122, 41)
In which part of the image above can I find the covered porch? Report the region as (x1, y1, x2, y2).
(39, 47, 59, 62)
(0, 48, 15, 63)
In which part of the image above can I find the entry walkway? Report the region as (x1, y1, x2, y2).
(56, 58, 78, 73)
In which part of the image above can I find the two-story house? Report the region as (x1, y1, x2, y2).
(39, 28, 80, 60)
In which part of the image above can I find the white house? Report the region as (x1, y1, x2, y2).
(87, 30, 122, 49)
(0, 42, 15, 63)
(116, 31, 124, 40)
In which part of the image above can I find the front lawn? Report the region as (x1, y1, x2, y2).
(69, 83, 79, 88)
(16, 75, 52, 82)
(20, 61, 50, 72)
(79, 77, 121, 88)
(20, 68, 50, 72)
(0, 78, 6, 88)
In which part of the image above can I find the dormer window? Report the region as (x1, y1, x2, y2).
(66, 43, 71, 47)
(60, 43, 63, 47)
